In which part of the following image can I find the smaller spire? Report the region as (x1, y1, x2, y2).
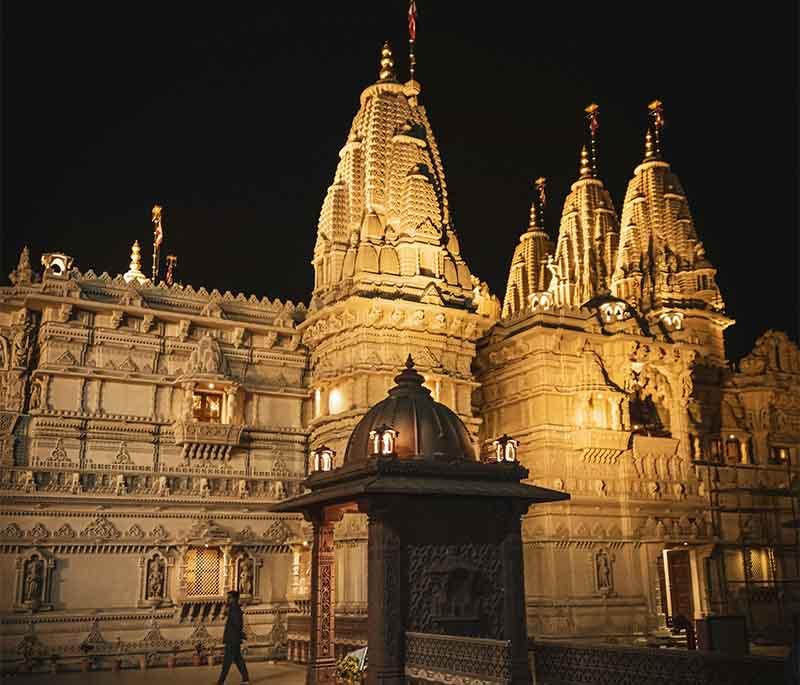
(579, 145, 593, 179)
(9, 246, 33, 285)
(378, 41, 396, 82)
(124, 240, 146, 284)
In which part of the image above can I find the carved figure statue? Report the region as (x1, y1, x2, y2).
(189, 335, 224, 375)
(114, 474, 127, 496)
(29, 380, 42, 410)
(156, 475, 170, 496)
(70, 472, 82, 494)
(147, 558, 165, 600)
(596, 551, 612, 591)
(25, 557, 44, 603)
(239, 560, 253, 595)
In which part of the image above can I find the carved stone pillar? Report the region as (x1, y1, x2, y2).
(501, 502, 533, 684)
(367, 504, 405, 685)
(307, 511, 336, 685)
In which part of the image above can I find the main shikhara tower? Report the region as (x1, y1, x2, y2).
(0, 28, 798, 670)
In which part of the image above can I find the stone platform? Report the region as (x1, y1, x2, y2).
(6, 661, 306, 684)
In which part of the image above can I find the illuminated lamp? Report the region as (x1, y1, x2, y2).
(311, 445, 336, 473)
(369, 424, 398, 456)
(493, 434, 519, 463)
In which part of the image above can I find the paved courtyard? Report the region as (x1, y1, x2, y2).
(7, 661, 306, 684)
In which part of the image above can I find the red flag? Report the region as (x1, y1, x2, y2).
(152, 205, 163, 248)
(408, 0, 417, 42)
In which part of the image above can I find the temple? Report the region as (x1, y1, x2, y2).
(1, 36, 799, 676)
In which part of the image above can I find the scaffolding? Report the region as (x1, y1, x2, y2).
(694, 451, 800, 643)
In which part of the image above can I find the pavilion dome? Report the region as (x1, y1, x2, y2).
(343, 356, 476, 464)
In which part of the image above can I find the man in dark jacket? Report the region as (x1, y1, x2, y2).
(217, 590, 250, 684)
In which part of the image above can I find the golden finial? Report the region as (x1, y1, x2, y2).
(379, 41, 396, 81)
(585, 103, 600, 175)
(528, 177, 546, 231)
(647, 100, 664, 156)
(123, 240, 146, 284)
(130, 240, 142, 272)
(579, 145, 593, 179)
(644, 129, 657, 160)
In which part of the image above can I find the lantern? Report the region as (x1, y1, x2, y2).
(493, 434, 519, 463)
(369, 424, 398, 456)
(311, 445, 336, 473)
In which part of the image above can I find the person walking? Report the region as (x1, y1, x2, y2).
(216, 590, 250, 685)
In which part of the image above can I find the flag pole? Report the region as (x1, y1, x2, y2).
(584, 103, 600, 176)
(408, 1, 417, 81)
(151, 204, 163, 283)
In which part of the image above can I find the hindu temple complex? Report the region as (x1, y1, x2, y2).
(1, 21, 797, 685)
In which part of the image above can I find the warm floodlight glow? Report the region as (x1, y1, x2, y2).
(329, 388, 345, 414)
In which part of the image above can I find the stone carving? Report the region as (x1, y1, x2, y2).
(155, 475, 170, 496)
(114, 473, 127, 496)
(54, 523, 76, 538)
(264, 519, 291, 545)
(80, 515, 121, 540)
(151, 524, 169, 540)
(24, 556, 45, 604)
(239, 557, 254, 595)
(29, 379, 42, 410)
(237, 479, 249, 498)
(595, 549, 614, 595)
(113, 441, 133, 465)
(28, 523, 50, 540)
(408, 544, 503, 639)
(146, 556, 165, 602)
(9, 246, 34, 285)
(188, 334, 225, 375)
(49, 438, 71, 463)
(69, 472, 82, 494)
(127, 524, 145, 539)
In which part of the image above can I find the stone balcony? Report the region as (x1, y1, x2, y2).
(173, 421, 244, 460)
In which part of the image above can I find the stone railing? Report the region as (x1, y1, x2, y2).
(530, 639, 786, 685)
(405, 631, 510, 684)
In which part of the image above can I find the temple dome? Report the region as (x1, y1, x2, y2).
(343, 356, 476, 464)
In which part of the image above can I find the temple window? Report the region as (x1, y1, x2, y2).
(770, 447, 791, 465)
(192, 390, 222, 423)
(725, 435, 742, 464)
(183, 547, 222, 597)
(311, 445, 336, 473)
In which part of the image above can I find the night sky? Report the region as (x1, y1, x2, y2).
(3, 3, 797, 362)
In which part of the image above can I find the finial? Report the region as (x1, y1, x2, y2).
(9, 246, 33, 285)
(647, 99, 665, 157)
(644, 129, 657, 160)
(130, 241, 142, 272)
(124, 240, 146, 284)
(379, 41, 396, 81)
(528, 177, 546, 231)
(579, 145, 593, 179)
(584, 103, 600, 175)
(405, 354, 415, 369)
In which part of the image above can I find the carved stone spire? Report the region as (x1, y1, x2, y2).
(9, 246, 33, 285)
(502, 181, 554, 318)
(549, 147, 620, 308)
(378, 41, 396, 82)
(311, 39, 476, 309)
(612, 120, 725, 317)
(123, 240, 147, 285)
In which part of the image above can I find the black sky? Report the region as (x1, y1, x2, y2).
(2, 3, 798, 362)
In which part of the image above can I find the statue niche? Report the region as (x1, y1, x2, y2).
(428, 558, 489, 637)
(15, 550, 54, 612)
(188, 334, 226, 376)
(138, 551, 172, 608)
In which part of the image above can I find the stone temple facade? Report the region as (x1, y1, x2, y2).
(1, 42, 799, 666)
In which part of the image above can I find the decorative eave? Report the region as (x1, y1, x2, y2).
(272, 455, 569, 514)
